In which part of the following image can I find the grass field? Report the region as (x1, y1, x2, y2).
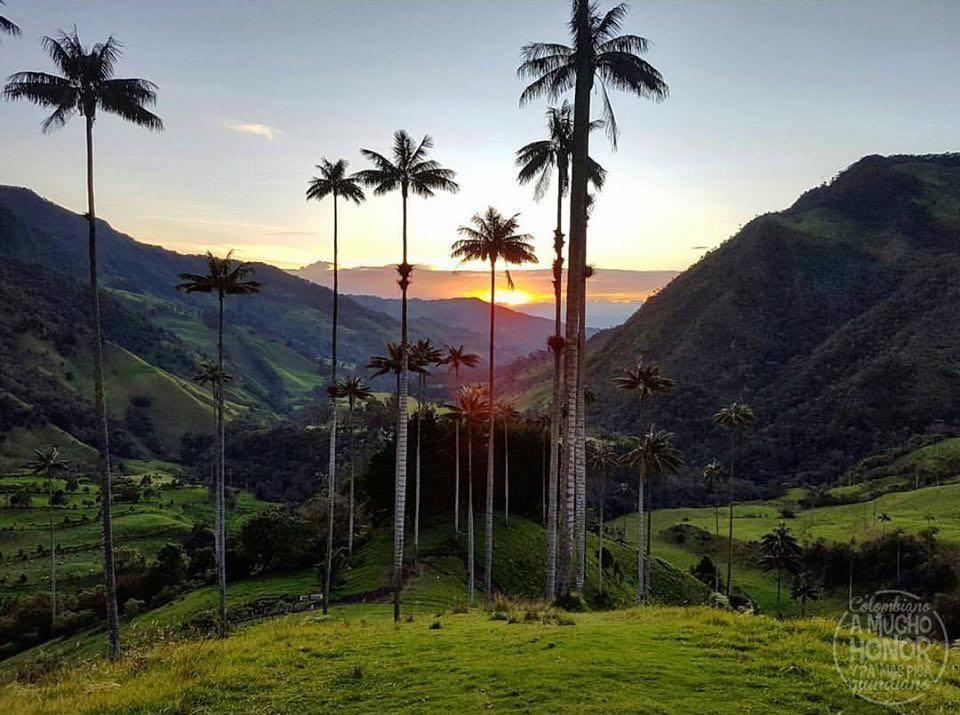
(0, 465, 271, 598)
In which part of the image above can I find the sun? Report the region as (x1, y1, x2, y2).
(466, 288, 533, 306)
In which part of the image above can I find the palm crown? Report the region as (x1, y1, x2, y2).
(193, 358, 233, 389)
(624, 429, 684, 477)
(702, 460, 727, 491)
(27, 447, 69, 475)
(176, 251, 261, 299)
(306, 158, 366, 204)
(441, 345, 480, 374)
(449, 385, 489, 425)
(0, 1, 21, 39)
(713, 402, 757, 431)
(410, 339, 444, 374)
(368, 342, 429, 378)
(451, 208, 538, 285)
(332, 376, 373, 406)
(586, 438, 620, 472)
(613, 361, 676, 402)
(354, 130, 459, 199)
(516, 101, 606, 200)
(517, 1, 668, 147)
(4, 29, 162, 133)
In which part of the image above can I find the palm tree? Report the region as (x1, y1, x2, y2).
(877, 512, 892, 535)
(791, 569, 820, 617)
(410, 338, 443, 564)
(5, 30, 162, 660)
(586, 438, 619, 595)
(306, 158, 365, 609)
(452, 207, 537, 599)
(449, 386, 488, 606)
(702, 460, 727, 537)
(368, 342, 406, 395)
(573, 267, 596, 591)
(624, 430, 684, 603)
(354, 130, 458, 622)
(331, 376, 372, 556)
(759, 523, 801, 615)
(519, 0, 667, 598)
(713, 402, 757, 599)
(26, 447, 69, 626)
(614, 361, 676, 597)
(0, 1, 20, 39)
(440, 345, 479, 533)
(177, 251, 260, 633)
(516, 107, 605, 599)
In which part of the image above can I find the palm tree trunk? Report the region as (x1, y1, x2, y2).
(414, 373, 423, 565)
(503, 418, 509, 523)
(637, 467, 646, 604)
(574, 309, 586, 592)
(348, 399, 355, 556)
(645, 479, 652, 597)
(726, 434, 736, 599)
(86, 116, 121, 659)
(545, 226, 563, 600)
(559, 0, 593, 596)
(598, 488, 604, 595)
(541, 431, 547, 525)
(776, 568, 781, 614)
(484, 260, 496, 600)
(49, 474, 56, 626)
(217, 292, 227, 635)
(454, 414, 461, 535)
(467, 422, 475, 606)
(324, 195, 339, 616)
(393, 188, 410, 623)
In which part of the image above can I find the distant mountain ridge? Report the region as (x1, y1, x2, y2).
(515, 153, 960, 492)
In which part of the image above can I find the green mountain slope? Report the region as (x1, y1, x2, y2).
(518, 154, 960, 488)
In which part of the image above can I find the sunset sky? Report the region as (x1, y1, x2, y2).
(1, 0, 957, 294)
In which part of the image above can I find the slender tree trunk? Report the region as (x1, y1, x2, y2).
(414, 373, 424, 565)
(454, 365, 461, 534)
(484, 260, 496, 600)
(467, 422, 475, 606)
(217, 293, 227, 634)
(637, 468, 646, 604)
(545, 231, 563, 600)
(503, 418, 509, 523)
(49, 474, 56, 626)
(541, 431, 547, 526)
(598, 488, 604, 595)
(574, 307, 586, 591)
(86, 117, 121, 659)
(348, 399, 355, 556)
(324, 195, 339, 616)
(645, 478, 652, 597)
(776, 568, 781, 615)
(393, 188, 410, 623)
(559, 0, 593, 596)
(726, 434, 736, 599)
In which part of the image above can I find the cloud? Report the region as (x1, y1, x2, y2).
(225, 121, 280, 140)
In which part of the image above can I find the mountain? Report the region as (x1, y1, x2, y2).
(348, 295, 591, 366)
(517, 154, 960, 491)
(291, 261, 678, 328)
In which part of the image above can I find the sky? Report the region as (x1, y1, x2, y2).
(0, 1, 957, 286)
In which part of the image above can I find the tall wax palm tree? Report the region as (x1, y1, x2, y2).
(410, 338, 443, 564)
(26, 447, 69, 626)
(440, 345, 479, 533)
(613, 361, 676, 597)
(586, 438, 618, 595)
(0, 1, 20, 39)
(192, 357, 233, 549)
(877, 512, 892, 535)
(5, 30, 162, 659)
(306, 158, 365, 605)
(452, 207, 537, 599)
(759, 523, 801, 615)
(516, 106, 604, 600)
(791, 569, 820, 617)
(702, 460, 727, 537)
(355, 130, 458, 622)
(449, 385, 488, 606)
(332, 376, 372, 556)
(624, 430, 684, 603)
(713, 401, 757, 599)
(177, 251, 260, 633)
(367, 342, 406, 395)
(519, 1, 667, 598)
